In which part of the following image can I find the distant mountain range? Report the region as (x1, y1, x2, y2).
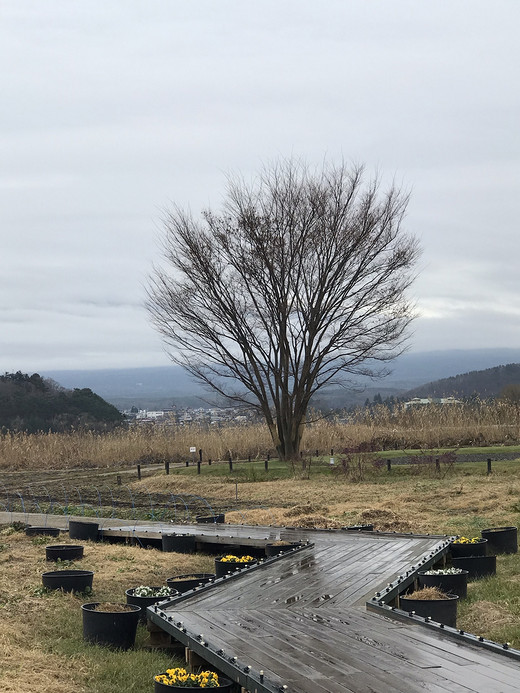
(40, 348, 520, 410)
(404, 362, 520, 399)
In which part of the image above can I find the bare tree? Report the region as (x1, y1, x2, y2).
(147, 159, 420, 459)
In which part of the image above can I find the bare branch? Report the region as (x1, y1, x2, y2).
(146, 158, 420, 459)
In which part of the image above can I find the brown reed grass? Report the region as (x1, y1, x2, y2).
(1, 399, 520, 471)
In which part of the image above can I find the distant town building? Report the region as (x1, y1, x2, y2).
(403, 396, 461, 409)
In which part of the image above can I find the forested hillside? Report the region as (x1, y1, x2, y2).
(0, 372, 124, 433)
(404, 363, 520, 399)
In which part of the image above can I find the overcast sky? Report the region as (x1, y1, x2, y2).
(2, 1, 519, 372)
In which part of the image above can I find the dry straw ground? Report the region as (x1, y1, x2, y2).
(0, 528, 214, 693)
(140, 461, 520, 536)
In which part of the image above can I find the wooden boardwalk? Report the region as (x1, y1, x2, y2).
(4, 513, 519, 692)
(144, 524, 520, 693)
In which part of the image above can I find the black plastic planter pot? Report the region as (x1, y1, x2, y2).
(26, 526, 60, 537)
(154, 676, 234, 692)
(418, 570, 469, 599)
(125, 588, 179, 622)
(195, 514, 225, 524)
(165, 573, 216, 593)
(46, 544, 84, 561)
(265, 541, 302, 557)
(215, 558, 257, 578)
(161, 533, 196, 553)
(452, 555, 497, 579)
(68, 520, 99, 541)
(42, 569, 94, 592)
(449, 538, 487, 558)
(481, 526, 518, 555)
(399, 593, 459, 628)
(82, 602, 140, 650)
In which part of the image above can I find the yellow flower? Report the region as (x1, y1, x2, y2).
(155, 667, 220, 687)
(220, 554, 255, 563)
(453, 536, 480, 544)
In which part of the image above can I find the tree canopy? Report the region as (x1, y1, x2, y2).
(0, 371, 124, 434)
(147, 159, 420, 459)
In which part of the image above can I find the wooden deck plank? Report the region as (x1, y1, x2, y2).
(177, 609, 404, 693)
(152, 525, 519, 692)
(10, 513, 518, 693)
(173, 607, 475, 693)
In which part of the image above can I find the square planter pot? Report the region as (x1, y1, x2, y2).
(161, 533, 196, 553)
(68, 520, 99, 541)
(26, 526, 60, 537)
(418, 570, 469, 599)
(125, 587, 179, 622)
(165, 573, 216, 593)
(451, 554, 496, 579)
(215, 557, 257, 578)
(265, 541, 302, 557)
(481, 526, 517, 555)
(82, 602, 140, 650)
(450, 538, 487, 558)
(46, 544, 84, 561)
(42, 569, 93, 592)
(399, 592, 458, 628)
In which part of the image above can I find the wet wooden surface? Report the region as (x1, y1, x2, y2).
(148, 525, 520, 693)
(6, 513, 519, 691)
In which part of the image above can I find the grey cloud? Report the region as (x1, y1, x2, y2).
(1, 0, 519, 371)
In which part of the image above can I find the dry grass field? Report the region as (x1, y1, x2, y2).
(0, 528, 215, 693)
(1, 409, 520, 691)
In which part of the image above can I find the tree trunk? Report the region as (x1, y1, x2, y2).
(271, 415, 304, 461)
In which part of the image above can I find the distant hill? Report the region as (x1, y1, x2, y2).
(41, 348, 520, 409)
(404, 363, 520, 399)
(0, 371, 123, 433)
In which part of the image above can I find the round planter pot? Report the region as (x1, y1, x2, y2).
(68, 520, 99, 541)
(82, 602, 140, 650)
(125, 587, 179, 622)
(165, 573, 216, 593)
(42, 569, 94, 593)
(215, 557, 257, 578)
(46, 544, 84, 562)
(451, 555, 497, 580)
(25, 526, 60, 537)
(265, 541, 302, 557)
(450, 538, 487, 558)
(154, 676, 234, 692)
(481, 526, 518, 555)
(161, 533, 196, 553)
(418, 570, 469, 599)
(343, 524, 374, 532)
(195, 514, 225, 524)
(399, 593, 459, 628)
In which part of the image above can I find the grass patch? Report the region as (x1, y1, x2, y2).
(0, 525, 215, 693)
(458, 553, 520, 646)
